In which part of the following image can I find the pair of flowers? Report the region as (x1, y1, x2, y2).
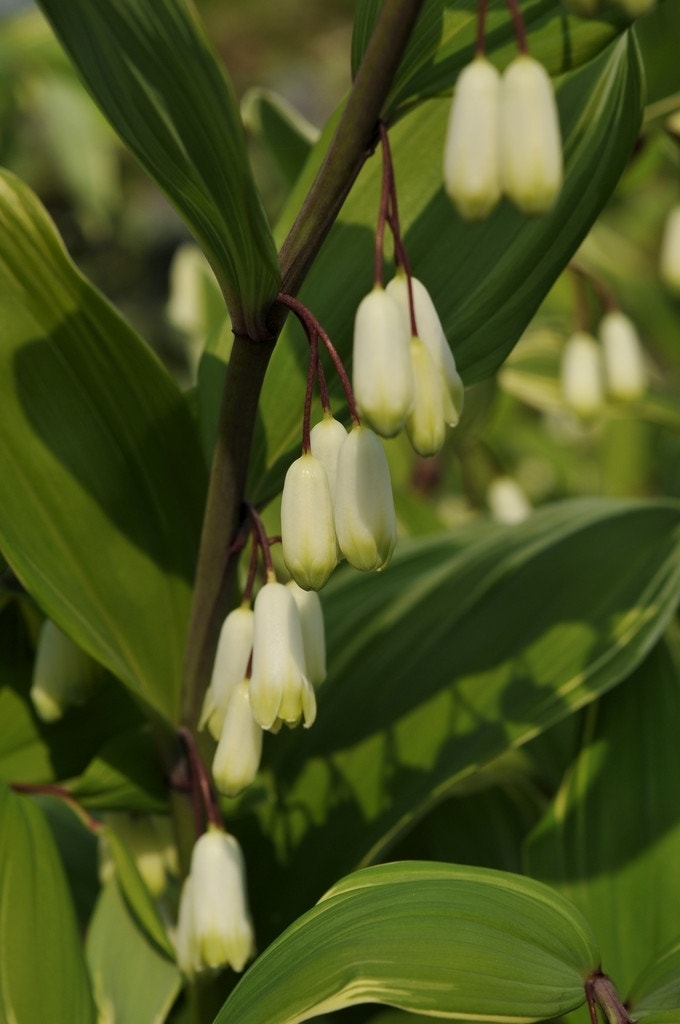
(200, 579, 325, 795)
(561, 310, 647, 417)
(444, 54, 562, 220)
(352, 273, 464, 458)
(281, 419, 397, 590)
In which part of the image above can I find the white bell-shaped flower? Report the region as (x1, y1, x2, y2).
(561, 331, 603, 417)
(599, 311, 647, 401)
(352, 285, 414, 437)
(443, 56, 501, 221)
(334, 426, 397, 571)
(176, 828, 255, 976)
(386, 273, 464, 426)
(660, 205, 680, 294)
(287, 580, 327, 686)
(199, 605, 254, 741)
(309, 415, 347, 505)
(212, 680, 263, 797)
(30, 619, 99, 722)
(281, 453, 337, 591)
(406, 336, 447, 457)
(249, 580, 315, 730)
(499, 55, 563, 215)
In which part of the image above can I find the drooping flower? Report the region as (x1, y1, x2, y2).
(199, 605, 254, 741)
(334, 425, 397, 571)
(561, 331, 603, 417)
(385, 273, 464, 426)
(175, 828, 255, 977)
(249, 580, 316, 730)
(352, 285, 413, 438)
(309, 414, 347, 505)
(211, 680, 263, 797)
(30, 619, 99, 722)
(499, 55, 563, 215)
(281, 452, 337, 591)
(443, 56, 501, 221)
(599, 310, 647, 401)
(660, 205, 680, 294)
(287, 580, 327, 686)
(406, 335, 447, 457)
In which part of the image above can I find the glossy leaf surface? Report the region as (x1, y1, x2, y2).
(242, 499, 680, 939)
(525, 636, 680, 994)
(0, 171, 205, 721)
(36, 0, 280, 337)
(0, 785, 96, 1023)
(217, 862, 598, 1024)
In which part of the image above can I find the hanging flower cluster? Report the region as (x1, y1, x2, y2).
(352, 124, 465, 461)
(199, 509, 327, 797)
(443, 2, 562, 219)
(560, 267, 648, 417)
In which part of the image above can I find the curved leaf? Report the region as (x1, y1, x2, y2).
(0, 171, 205, 721)
(217, 862, 598, 1024)
(351, 0, 629, 117)
(104, 824, 175, 959)
(0, 785, 96, 1023)
(36, 0, 280, 337)
(69, 727, 167, 813)
(630, 936, 680, 1019)
(87, 879, 181, 1024)
(240, 499, 680, 942)
(249, 34, 643, 502)
(524, 635, 680, 995)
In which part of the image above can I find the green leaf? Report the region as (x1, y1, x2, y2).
(217, 862, 598, 1024)
(249, 34, 643, 503)
(0, 170, 205, 721)
(0, 785, 96, 1023)
(524, 634, 680, 995)
(87, 879, 181, 1024)
(243, 499, 680, 941)
(351, 0, 629, 117)
(0, 601, 146, 787)
(36, 0, 280, 337)
(69, 726, 168, 813)
(630, 936, 680, 1019)
(104, 824, 175, 959)
(34, 794, 100, 929)
(242, 88, 319, 189)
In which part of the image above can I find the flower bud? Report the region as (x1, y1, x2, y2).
(561, 331, 603, 417)
(199, 605, 254, 741)
(102, 813, 173, 898)
(309, 415, 347, 505)
(406, 336, 447, 457)
(660, 205, 680, 294)
(287, 580, 326, 686)
(249, 580, 315, 729)
(599, 310, 647, 401)
(353, 285, 413, 437)
(176, 828, 255, 976)
(30, 619, 98, 722)
(487, 476, 531, 524)
(212, 680, 263, 797)
(443, 57, 501, 221)
(385, 273, 464, 426)
(281, 453, 337, 591)
(500, 55, 562, 215)
(334, 426, 396, 571)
